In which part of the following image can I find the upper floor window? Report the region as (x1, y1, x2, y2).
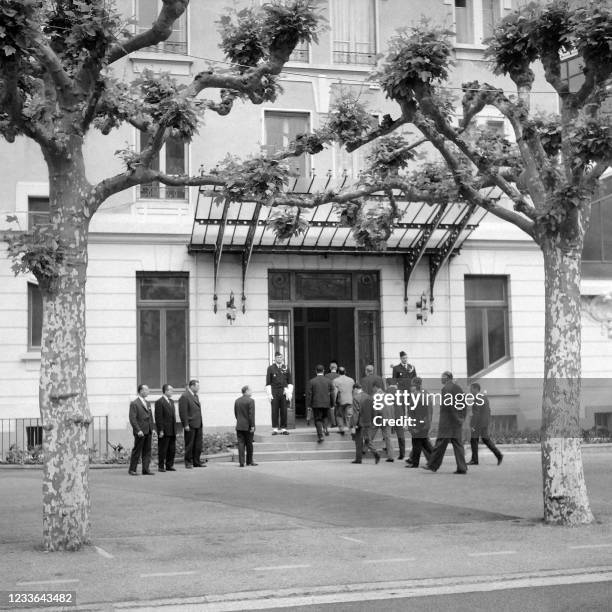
(264, 111, 310, 178)
(138, 132, 188, 200)
(28, 197, 49, 230)
(331, 0, 376, 65)
(464, 275, 509, 376)
(28, 282, 43, 350)
(455, 0, 501, 45)
(583, 199, 612, 263)
(136, 0, 188, 54)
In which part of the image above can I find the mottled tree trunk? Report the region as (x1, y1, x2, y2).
(40, 147, 93, 550)
(540, 238, 593, 525)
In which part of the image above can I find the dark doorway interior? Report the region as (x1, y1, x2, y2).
(294, 307, 355, 419)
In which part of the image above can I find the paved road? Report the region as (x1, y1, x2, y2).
(0, 449, 611, 609)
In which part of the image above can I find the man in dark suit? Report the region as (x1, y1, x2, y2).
(405, 378, 433, 468)
(179, 379, 204, 469)
(265, 352, 293, 435)
(234, 385, 257, 467)
(360, 364, 385, 396)
(423, 371, 468, 474)
(154, 384, 176, 472)
(128, 384, 155, 475)
(469, 382, 503, 466)
(306, 365, 335, 443)
(392, 351, 417, 386)
(351, 383, 381, 464)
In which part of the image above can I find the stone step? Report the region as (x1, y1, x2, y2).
(254, 430, 348, 443)
(230, 448, 356, 462)
(253, 440, 355, 451)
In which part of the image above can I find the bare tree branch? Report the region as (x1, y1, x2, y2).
(107, 0, 189, 64)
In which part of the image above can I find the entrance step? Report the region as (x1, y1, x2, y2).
(254, 430, 348, 443)
(253, 440, 355, 451)
(231, 448, 355, 462)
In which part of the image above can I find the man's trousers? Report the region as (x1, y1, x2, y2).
(428, 437, 467, 472)
(157, 434, 176, 470)
(184, 427, 203, 466)
(129, 433, 152, 473)
(271, 393, 287, 429)
(236, 430, 254, 466)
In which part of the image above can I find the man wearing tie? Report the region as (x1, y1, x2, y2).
(392, 351, 417, 383)
(155, 384, 177, 472)
(128, 384, 155, 475)
(265, 352, 293, 435)
(234, 385, 257, 467)
(179, 379, 204, 469)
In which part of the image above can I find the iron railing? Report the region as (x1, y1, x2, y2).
(0, 416, 109, 464)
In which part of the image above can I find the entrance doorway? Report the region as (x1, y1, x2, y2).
(293, 308, 355, 419)
(268, 270, 381, 426)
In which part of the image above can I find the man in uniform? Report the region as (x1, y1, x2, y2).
(266, 352, 293, 435)
(392, 351, 417, 384)
(154, 383, 176, 472)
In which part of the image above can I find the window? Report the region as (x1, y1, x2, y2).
(290, 41, 309, 63)
(137, 273, 188, 390)
(264, 111, 310, 178)
(594, 412, 611, 432)
(136, 0, 187, 54)
(583, 178, 612, 263)
(28, 283, 43, 350)
(455, 0, 501, 45)
(26, 425, 43, 448)
(138, 132, 187, 200)
(464, 275, 509, 376)
(269, 271, 380, 302)
(331, 0, 376, 65)
(28, 197, 49, 229)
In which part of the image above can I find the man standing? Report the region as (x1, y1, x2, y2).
(469, 382, 503, 466)
(332, 366, 355, 435)
(392, 351, 417, 384)
(128, 384, 154, 476)
(265, 352, 293, 435)
(423, 372, 468, 474)
(351, 383, 380, 464)
(306, 365, 335, 443)
(154, 384, 176, 472)
(371, 380, 395, 462)
(360, 364, 385, 396)
(234, 385, 257, 467)
(179, 379, 204, 469)
(324, 361, 340, 432)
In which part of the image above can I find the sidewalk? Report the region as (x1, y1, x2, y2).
(0, 448, 611, 610)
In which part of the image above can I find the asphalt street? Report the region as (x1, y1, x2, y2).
(0, 447, 611, 610)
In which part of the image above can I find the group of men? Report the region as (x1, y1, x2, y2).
(303, 351, 504, 472)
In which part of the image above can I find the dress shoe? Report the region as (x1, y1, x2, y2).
(406, 464, 419, 468)
(158, 468, 166, 472)
(421, 465, 437, 473)
(324, 431, 330, 436)
(405, 458, 414, 465)
(239, 464, 245, 467)
(271, 429, 279, 435)
(374, 453, 381, 465)
(386, 458, 394, 463)
(128, 470, 138, 476)
(142, 471, 155, 475)
(193, 464, 206, 468)
(453, 470, 467, 474)
(468, 460, 478, 465)
(351, 460, 362, 464)
(185, 464, 193, 469)
(281, 429, 290, 435)
(247, 463, 258, 466)
(398, 455, 404, 460)
(317, 438, 324, 444)
(166, 467, 176, 471)
(497, 454, 504, 465)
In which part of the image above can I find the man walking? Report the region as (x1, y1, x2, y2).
(266, 352, 293, 435)
(179, 379, 204, 469)
(469, 382, 503, 466)
(234, 385, 257, 467)
(324, 361, 340, 432)
(154, 384, 176, 472)
(371, 380, 395, 462)
(306, 365, 335, 443)
(128, 384, 154, 476)
(405, 378, 433, 468)
(385, 383, 407, 461)
(332, 366, 355, 435)
(351, 383, 380, 464)
(360, 364, 385, 396)
(423, 372, 468, 474)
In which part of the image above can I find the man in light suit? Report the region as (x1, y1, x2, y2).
(234, 385, 257, 467)
(306, 365, 336, 443)
(179, 379, 204, 469)
(333, 366, 355, 435)
(155, 383, 176, 472)
(128, 384, 155, 476)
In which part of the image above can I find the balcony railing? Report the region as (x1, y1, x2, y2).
(141, 40, 188, 55)
(332, 42, 376, 66)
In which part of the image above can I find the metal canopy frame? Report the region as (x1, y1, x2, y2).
(189, 177, 486, 315)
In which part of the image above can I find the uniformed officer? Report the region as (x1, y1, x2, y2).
(265, 351, 293, 435)
(392, 351, 417, 382)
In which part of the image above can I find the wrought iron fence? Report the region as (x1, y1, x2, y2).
(0, 416, 108, 464)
